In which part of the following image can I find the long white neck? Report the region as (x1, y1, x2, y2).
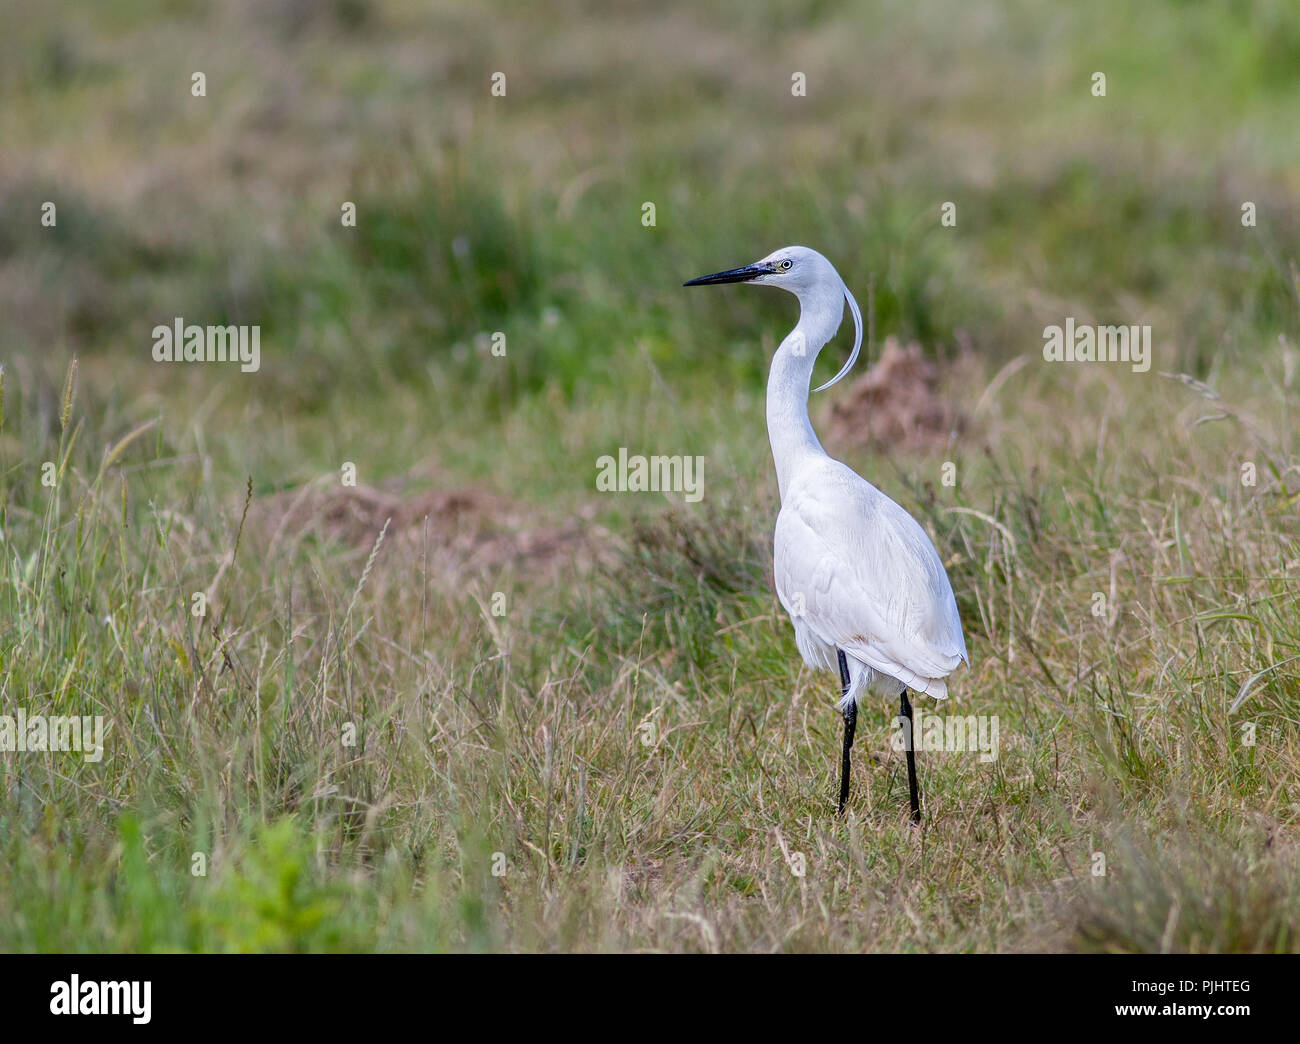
(765, 286, 843, 501)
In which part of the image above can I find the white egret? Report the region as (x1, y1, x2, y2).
(685, 246, 969, 820)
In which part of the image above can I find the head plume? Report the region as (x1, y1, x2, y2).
(812, 277, 864, 393)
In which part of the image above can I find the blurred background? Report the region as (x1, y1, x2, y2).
(4, 1, 1297, 460)
(1, 0, 1298, 952)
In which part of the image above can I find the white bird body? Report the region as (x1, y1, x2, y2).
(686, 244, 969, 816)
(773, 456, 968, 706)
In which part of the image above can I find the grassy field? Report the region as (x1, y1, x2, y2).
(1, 0, 1298, 952)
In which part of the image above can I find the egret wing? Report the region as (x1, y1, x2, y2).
(774, 462, 967, 688)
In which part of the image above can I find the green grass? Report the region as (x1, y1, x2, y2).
(1, 0, 1298, 952)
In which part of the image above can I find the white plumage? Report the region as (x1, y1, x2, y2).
(774, 454, 967, 707)
(686, 244, 969, 817)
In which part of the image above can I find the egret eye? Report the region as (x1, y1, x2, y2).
(779, 258, 793, 271)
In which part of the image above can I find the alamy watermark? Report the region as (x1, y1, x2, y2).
(50, 975, 150, 1024)
(1043, 318, 1150, 373)
(894, 709, 999, 763)
(152, 318, 260, 372)
(595, 448, 704, 503)
(0, 709, 108, 762)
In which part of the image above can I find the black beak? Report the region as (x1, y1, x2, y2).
(683, 262, 773, 287)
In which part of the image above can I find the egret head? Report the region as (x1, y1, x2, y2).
(684, 245, 863, 391)
(683, 244, 826, 291)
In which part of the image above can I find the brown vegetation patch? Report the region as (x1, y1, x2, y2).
(252, 476, 610, 577)
(821, 337, 969, 454)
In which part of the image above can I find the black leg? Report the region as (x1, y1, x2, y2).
(900, 689, 921, 823)
(837, 650, 855, 814)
